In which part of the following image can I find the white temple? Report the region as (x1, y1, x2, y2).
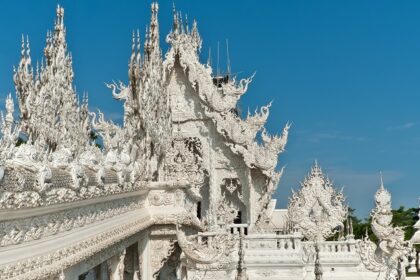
(0, 3, 415, 280)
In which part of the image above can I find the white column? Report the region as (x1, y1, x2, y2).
(107, 249, 126, 280)
(138, 233, 152, 280)
(99, 262, 108, 280)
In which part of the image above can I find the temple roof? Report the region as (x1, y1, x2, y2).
(0, 3, 289, 223)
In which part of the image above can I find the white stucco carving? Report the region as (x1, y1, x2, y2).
(0, 3, 408, 280)
(287, 162, 348, 241)
(359, 179, 412, 280)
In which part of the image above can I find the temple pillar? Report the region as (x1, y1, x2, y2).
(138, 233, 153, 279)
(125, 243, 140, 280)
(99, 262, 108, 280)
(107, 249, 126, 280)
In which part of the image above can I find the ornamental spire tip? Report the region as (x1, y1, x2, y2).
(379, 171, 384, 190)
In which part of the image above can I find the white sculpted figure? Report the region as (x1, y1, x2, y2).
(176, 224, 237, 265)
(359, 178, 412, 280)
(287, 162, 347, 241)
(0, 94, 19, 162)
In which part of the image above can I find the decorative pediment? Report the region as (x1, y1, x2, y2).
(287, 162, 347, 241)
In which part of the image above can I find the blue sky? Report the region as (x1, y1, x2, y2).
(0, 1, 420, 218)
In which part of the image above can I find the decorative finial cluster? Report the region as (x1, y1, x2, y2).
(103, 2, 171, 181)
(0, 3, 289, 238)
(167, 5, 202, 53)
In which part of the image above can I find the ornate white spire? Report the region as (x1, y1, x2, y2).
(359, 178, 412, 279)
(12, 5, 90, 158)
(172, 3, 179, 34)
(105, 2, 171, 180)
(13, 34, 33, 121)
(149, 2, 160, 53)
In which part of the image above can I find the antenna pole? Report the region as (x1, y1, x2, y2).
(217, 41, 220, 76)
(207, 47, 212, 66)
(226, 39, 231, 75)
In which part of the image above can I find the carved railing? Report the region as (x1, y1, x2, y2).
(229, 223, 248, 236)
(302, 240, 361, 266)
(244, 233, 303, 251)
(303, 240, 358, 255)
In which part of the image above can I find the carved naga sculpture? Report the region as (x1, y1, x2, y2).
(359, 178, 412, 280)
(287, 162, 347, 241)
(175, 224, 237, 266)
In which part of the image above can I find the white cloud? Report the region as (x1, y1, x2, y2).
(107, 112, 123, 122)
(305, 130, 368, 143)
(387, 122, 415, 130)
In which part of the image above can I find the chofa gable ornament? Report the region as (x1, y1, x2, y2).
(287, 161, 347, 241)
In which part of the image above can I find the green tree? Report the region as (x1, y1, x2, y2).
(348, 207, 377, 242)
(391, 206, 418, 240)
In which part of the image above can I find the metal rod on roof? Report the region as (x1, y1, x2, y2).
(207, 47, 212, 66)
(217, 41, 220, 76)
(226, 39, 231, 76)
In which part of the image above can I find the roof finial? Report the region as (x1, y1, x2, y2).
(26, 35, 31, 64)
(136, 29, 141, 65)
(144, 25, 150, 55)
(172, 2, 179, 33)
(21, 34, 25, 58)
(149, 2, 160, 51)
(310, 160, 323, 178)
(379, 171, 384, 190)
(191, 19, 201, 51)
(207, 47, 212, 66)
(226, 39, 231, 75)
(185, 14, 189, 33)
(131, 30, 136, 52)
(130, 30, 136, 67)
(35, 60, 40, 80)
(217, 41, 220, 76)
(179, 11, 184, 33)
(56, 4, 64, 24)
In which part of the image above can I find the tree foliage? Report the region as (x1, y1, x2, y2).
(328, 206, 419, 243)
(348, 206, 419, 242)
